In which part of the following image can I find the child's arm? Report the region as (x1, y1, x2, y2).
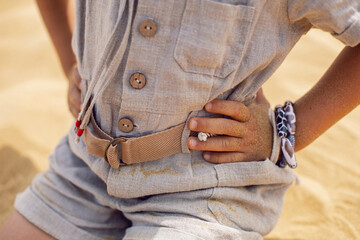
(188, 1, 360, 164)
(188, 44, 360, 163)
(295, 44, 360, 151)
(36, 0, 75, 77)
(36, 0, 81, 117)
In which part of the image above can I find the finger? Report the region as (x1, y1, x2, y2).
(204, 99, 250, 122)
(69, 104, 80, 118)
(73, 68, 82, 90)
(69, 65, 82, 90)
(188, 117, 246, 137)
(187, 136, 245, 152)
(254, 88, 270, 107)
(69, 87, 82, 110)
(202, 151, 247, 164)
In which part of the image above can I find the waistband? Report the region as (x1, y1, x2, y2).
(82, 114, 186, 169)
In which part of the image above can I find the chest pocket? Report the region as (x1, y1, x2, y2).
(174, 0, 255, 78)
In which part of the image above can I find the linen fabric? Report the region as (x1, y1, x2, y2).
(15, 0, 360, 239)
(15, 110, 291, 240)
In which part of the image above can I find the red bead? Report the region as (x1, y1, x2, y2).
(77, 129, 84, 137)
(76, 120, 82, 128)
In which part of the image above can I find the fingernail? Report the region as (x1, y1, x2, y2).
(205, 103, 212, 111)
(189, 119, 197, 129)
(189, 138, 198, 147)
(203, 152, 210, 161)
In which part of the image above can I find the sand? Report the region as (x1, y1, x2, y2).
(1, 1, 360, 239)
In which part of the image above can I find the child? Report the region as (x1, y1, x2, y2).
(1, 0, 359, 239)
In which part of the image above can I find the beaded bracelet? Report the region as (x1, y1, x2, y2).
(275, 101, 297, 169)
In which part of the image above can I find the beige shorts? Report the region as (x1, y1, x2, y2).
(15, 110, 296, 239)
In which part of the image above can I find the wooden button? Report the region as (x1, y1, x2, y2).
(139, 19, 157, 37)
(129, 72, 146, 89)
(118, 118, 134, 133)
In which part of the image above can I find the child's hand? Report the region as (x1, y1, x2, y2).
(67, 64, 82, 118)
(187, 89, 273, 163)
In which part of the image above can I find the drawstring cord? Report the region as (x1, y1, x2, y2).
(74, 1, 127, 136)
(75, 0, 135, 143)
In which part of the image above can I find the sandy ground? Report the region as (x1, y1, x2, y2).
(1, 1, 360, 239)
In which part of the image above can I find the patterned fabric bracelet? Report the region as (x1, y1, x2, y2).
(284, 101, 296, 146)
(275, 101, 297, 169)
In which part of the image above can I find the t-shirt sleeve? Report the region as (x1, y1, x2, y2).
(288, 0, 360, 46)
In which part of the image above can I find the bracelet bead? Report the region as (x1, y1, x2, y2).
(275, 101, 297, 169)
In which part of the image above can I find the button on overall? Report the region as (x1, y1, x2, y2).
(139, 19, 157, 37)
(118, 118, 134, 133)
(129, 72, 146, 89)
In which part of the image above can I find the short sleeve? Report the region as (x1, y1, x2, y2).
(288, 0, 360, 46)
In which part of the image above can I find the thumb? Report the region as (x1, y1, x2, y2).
(254, 88, 270, 107)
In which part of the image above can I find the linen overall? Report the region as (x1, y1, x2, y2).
(15, 0, 360, 239)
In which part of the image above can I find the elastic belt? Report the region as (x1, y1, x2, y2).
(83, 114, 185, 169)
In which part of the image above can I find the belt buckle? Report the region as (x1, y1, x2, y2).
(104, 137, 127, 166)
